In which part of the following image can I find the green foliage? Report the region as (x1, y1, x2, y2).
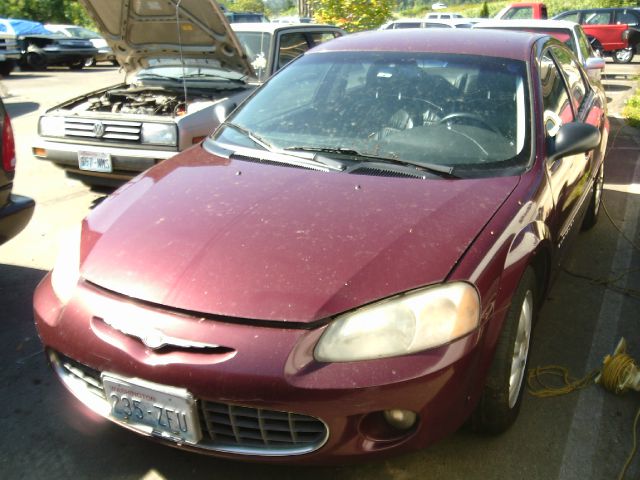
(623, 88, 640, 128)
(479, 2, 490, 17)
(314, 0, 394, 32)
(228, 0, 266, 13)
(0, 0, 94, 26)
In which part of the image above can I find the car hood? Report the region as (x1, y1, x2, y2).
(81, 147, 519, 324)
(78, 0, 253, 76)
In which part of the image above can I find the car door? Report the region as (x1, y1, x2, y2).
(541, 44, 603, 257)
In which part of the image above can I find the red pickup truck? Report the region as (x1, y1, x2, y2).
(496, 3, 639, 63)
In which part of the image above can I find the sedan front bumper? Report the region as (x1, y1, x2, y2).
(34, 273, 486, 463)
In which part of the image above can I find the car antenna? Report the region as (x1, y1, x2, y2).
(175, 0, 188, 110)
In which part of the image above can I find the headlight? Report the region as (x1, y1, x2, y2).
(51, 226, 81, 304)
(39, 116, 65, 137)
(314, 283, 480, 362)
(141, 123, 178, 146)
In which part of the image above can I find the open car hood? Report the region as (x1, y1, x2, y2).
(78, 0, 254, 76)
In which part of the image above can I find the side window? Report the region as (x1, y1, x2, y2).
(505, 7, 533, 19)
(551, 46, 589, 112)
(277, 33, 310, 71)
(584, 12, 612, 25)
(540, 51, 574, 136)
(557, 12, 580, 23)
(309, 31, 340, 46)
(616, 10, 640, 27)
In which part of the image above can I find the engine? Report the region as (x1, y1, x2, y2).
(71, 87, 196, 116)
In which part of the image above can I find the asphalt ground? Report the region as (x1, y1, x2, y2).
(0, 60, 638, 479)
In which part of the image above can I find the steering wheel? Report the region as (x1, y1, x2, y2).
(438, 112, 502, 135)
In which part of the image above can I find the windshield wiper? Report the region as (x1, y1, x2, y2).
(221, 123, 344, 171)
(285, 146, 458, 178)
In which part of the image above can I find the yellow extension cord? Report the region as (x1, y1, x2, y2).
(527, 350, 640, 480)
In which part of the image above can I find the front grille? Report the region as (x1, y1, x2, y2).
(64, 118, 142, 142)
(200, 402, 327, 453)
(50, 351, 328, 455)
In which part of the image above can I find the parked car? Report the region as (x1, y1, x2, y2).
(0, 18, 97, 70)
(425, 12, 463, 19)
(0, 25, 21, 76)
(34, 28, 608, 462)
(494, 2, 548, 20)
(553, 7, 640, 63)
(0, 98, 34, 244)
(45, 24, 115, 67)
(33, 1, 345, 187)
(474, 20, 606, 81)
(380, 18, 477, 29)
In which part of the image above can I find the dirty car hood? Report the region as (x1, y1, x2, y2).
(79, 0, 253, 76)
(80, 147, 519, 324)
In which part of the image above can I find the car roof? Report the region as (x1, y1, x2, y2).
(230, 22, 341, 33)
(310, 29, 542, 61)
(475, 19, 578, 31)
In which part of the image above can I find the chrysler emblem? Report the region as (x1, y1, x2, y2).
(93, 121, 105, 138)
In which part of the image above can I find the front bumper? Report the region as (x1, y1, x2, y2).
(0, 193, 35, 244)
(33, 138, 176, 183)
(41, 48, 97, 65)
(34, 273, 485, 463)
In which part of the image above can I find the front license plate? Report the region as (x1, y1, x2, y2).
(78, 151, 112, 172)
(102, 374, 202, 445)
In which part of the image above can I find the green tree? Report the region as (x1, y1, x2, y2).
(314, 0, 393, 32)
(479, 1, 489, 18)
(229, 0, 266, 13)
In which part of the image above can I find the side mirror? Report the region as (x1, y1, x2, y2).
(585, 56, 606, 71)
(547, 122, 600, 163)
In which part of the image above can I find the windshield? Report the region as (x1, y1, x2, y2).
(234, 31, 273, 81)
(134, 64, 246, 86)
(63, 26, 101, 39)
(212, 51, 531, 177)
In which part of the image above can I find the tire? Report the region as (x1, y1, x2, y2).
(613, 47, 634, 64)
(26, 51, 46, 70)
(84, 57, 96, 67)
(581, 164, 604, 230)
(472, 268, 536, 434)
(68, 61, 84, 70)
(111, 60, 119, 67)
(0, 60, 14, 77)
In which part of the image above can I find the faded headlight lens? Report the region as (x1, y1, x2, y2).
(315, 283, 480, 362)
(141, 123, 178, 146)
(39, 116, 65, 137)
(51, 226, 81, 305)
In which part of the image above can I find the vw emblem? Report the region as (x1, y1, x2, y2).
(93, 121, 105, 138)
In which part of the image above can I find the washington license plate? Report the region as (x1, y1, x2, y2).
(78, 151, 112, 172)
(102, 374, 202, 444)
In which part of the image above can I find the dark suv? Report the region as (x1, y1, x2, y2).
(0, 98, 34, 245)
(554, 8, 640, 63)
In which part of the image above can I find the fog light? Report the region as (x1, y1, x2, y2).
(383, 409, 417, 430)
(33, 147, 47, 157)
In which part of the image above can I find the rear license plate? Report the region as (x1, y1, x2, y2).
(102, 374, 202, 445)
(78, 151, 112, 172)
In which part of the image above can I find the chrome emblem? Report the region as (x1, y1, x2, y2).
(93, 121, 105, 138)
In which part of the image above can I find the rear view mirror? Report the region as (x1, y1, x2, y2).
(547, 122, 600, 163)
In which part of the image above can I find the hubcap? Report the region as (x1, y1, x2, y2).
(616, 48, 633, 62)
(508, 290, 533, 408)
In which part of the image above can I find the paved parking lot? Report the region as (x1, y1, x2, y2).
(0, 60, 639, 479)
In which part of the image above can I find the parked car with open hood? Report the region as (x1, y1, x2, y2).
(34, 29, 608, 462)
(32, 0, 344, 187)
(0, 18, 97, 70)
(45, 24, 115, 67)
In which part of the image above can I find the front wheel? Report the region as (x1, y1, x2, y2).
(472, 268, 536, 434)
(581, 164, 604, 230)
(67, 61, 84, 70)
(613, 47, 634, 64)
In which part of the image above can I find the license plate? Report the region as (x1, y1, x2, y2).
(78, 151, 112, 172)
(102, 374, 202, 445)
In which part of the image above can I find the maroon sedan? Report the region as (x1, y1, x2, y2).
(34, 29, 608, 462)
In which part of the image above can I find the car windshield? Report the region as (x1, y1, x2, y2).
(62, 26, 101, 39)
(212, 51, 531, 176)
(234, 31, 273, 80)
(135, 64, 246, 86)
